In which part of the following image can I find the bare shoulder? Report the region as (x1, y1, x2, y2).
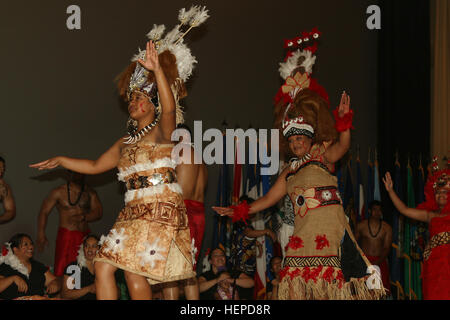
(0, 180, 10, 198)
(356, 220, 365, 231)
(50, 185, 66, 199)
(382, 221, 392, 232)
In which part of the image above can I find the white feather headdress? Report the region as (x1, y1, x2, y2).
(279, 50, 317, 80)
(142, 5, 209, 82)
(127, 5, 209, 125)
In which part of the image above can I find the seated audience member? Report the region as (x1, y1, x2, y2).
(230, 196, 277, 279)
(0, 233, 60, 299)
(61, 234, 99, 300)
(266, 256, 282, 300)
(198, 247, 254, 300)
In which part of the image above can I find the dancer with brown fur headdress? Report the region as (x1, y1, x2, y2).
(214, 28, 386, 300)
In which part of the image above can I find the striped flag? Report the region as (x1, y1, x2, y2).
(389, 159, 405, 299)
(344, 159, 356, 229)
(355, 158, 365, 221)
(374, 158, 381, 201)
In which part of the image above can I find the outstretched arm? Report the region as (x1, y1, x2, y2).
(0, 183, 16, 224)
(138, 41, 176, 141)
(29, 138, 122, 174)
(212, 167, 289, 217)
(383, 172, 430, 222)
(324, 92, 351, 164)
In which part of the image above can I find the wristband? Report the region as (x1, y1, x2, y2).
(230, 201, 250, 223)
(332, 108, 354, 132)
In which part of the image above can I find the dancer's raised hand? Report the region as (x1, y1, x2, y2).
(338, 91, 351, 118)
(29, 157, 61, 170)
(137, 41, 160, 72)
(382, 172, 394, 192)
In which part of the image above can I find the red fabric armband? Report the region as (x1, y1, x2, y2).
(230, 201, 250, 223)
(333, 108, 354, 132)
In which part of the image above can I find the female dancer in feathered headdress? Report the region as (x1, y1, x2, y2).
(30, 6, 209, 300)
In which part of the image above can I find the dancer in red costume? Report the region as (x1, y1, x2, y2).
(383, 159, 450, 300)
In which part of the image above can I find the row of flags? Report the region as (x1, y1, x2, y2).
(209, 138, 429, 300)
(211, 134, 273, 299)
(338, 152, 428, 300)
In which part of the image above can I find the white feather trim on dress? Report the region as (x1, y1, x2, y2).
(117, 157, 177, 182)
(124, 183, 183, 204)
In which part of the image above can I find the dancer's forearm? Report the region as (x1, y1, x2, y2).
(154, 67, 175, 115)
(387, 189, 428, 222)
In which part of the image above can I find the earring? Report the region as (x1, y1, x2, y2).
(126, 117, 138, 135)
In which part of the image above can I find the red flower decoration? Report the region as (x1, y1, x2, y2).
(335, 270, 345, 289)
(279, 266, 290, 281)
(293, 36, 302, 47)
(301, 31, 310, 41)
(315, 235, 330, 250)
(286, 236, 304, 250)
(310, 266, 323, 283)
(322, 267, 335, 283)
(2, 245, 8, 256)
(289, 268, 302, 280)
(309, 27, 322, 39)
(283, 38, 295, 49)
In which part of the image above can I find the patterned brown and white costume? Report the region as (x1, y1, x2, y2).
(94, 139, 195, 284)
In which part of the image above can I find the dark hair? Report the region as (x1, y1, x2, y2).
(239, 195, 255, 204)
(83, 234, 100, 247)
(208, 247, 226, 261)
(368, 200, 382, 211)
(0, 156, 4, 164)
(269, 256, 283, 270)
(176, 123, 192, 137)
(9, 233, 33, 251)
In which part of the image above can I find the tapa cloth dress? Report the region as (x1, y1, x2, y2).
(94, 140, 195, 284)
(278, 143, 385, 300)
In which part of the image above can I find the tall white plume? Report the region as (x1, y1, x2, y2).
(189, 6, 209, 27)
(147, 24, 166, 41)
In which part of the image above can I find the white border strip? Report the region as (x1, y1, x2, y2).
(124, 183, 183, 204)
(118, 157, 177, 181)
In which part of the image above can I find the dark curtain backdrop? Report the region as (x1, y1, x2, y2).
(378, 0, 431, 213)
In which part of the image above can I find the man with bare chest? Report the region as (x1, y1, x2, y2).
(171, 124, 208, 299)
(355, 200, 392, 292)
(37, 171, 103, 276)
(0, 157, 16, 224)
